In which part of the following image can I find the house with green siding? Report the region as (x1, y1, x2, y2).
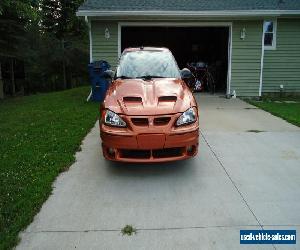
(77, 0, 300, 97)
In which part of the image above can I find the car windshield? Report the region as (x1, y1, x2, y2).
(116, 50, 181, 79)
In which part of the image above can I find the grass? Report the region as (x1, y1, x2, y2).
(0, 87, 99, 250)
(121, 225, 137, 236)
(246, 97, 300, 127)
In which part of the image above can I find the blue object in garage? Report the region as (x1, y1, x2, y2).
(87, 60, 111, 102)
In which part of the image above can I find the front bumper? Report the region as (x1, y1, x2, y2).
(100, 113, 199, 162)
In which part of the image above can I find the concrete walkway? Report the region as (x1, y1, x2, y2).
(17, 94, 300, 250)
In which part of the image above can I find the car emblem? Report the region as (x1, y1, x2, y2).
(149, 117, 154, 126)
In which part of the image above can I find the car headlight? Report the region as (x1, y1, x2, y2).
(176, 107, 197, 126)
(104, 110, 126, 127)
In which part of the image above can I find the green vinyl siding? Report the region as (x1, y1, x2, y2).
(91, 21, 118, 68)
(231, 20, 263, 96)
(263, 19, 300, 93)
(91, 20, 264, 96)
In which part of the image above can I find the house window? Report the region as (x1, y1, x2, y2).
(263, 20, 277, 50)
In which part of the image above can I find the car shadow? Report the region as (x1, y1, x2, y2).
(103, 158, 198, 179)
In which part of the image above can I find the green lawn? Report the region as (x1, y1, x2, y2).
(247, 97, 300, 127)
(0, 87, 99, 250)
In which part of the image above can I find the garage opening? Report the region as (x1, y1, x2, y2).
(121, 26, 230, 94)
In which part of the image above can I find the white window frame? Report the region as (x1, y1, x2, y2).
(263, 19, 277, 50)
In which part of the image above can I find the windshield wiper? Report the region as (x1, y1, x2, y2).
(137, 75, 166, 80)
(116, 75, 133, 79)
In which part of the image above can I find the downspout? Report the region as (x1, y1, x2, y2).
(226, 24, 232, 98)
(85, 16, 93, 63)
(259, 21, 265, 97)
(86, 16, 93, 101)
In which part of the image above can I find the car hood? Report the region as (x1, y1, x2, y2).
(104, 78, 195, 116)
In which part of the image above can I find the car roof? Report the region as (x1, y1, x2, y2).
(123, 47, 171, 53)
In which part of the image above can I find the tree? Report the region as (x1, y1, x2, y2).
(41, 0, 88, 89)
(0, 0, 38, 97)
(0, 0, 88, 97)
(0, 61, 3, 99)
(0, 18, 25, 96)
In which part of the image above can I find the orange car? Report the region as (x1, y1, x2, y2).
(100, 47, 199, 162)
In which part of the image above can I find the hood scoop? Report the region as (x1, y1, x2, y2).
(157, 95, 177, 110)
(122, 96, 144, 111)
(123, 96, 142, 102)
(158, 96, 177, 102)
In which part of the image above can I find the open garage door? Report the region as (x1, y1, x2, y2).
(120, 25, 231, 94)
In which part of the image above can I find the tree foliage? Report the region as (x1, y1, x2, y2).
(0, 0, 89, 97)
(41, 0, 86, 39)
(0, 0, 36, 58)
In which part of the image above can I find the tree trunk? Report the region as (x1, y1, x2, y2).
(70, 70, 73, 88)
(62, 39, 67, 89)
(20, 62, 25, 95)
(11, 58, 15, 96)
(0, 61, 4, 99)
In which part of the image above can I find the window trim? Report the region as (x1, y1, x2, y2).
(263, 19, 277, 50)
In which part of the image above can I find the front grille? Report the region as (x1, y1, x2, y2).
(154, 117, 171, 125)
(131, 117, 171, 126)
(120, 149, 151, 159)
(152, 147, 183, 158)
(119, 147, 184, 159)
(131, 118, 149, 126)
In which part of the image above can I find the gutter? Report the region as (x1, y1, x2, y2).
(76, 10, 300, 17)
(259, 22, 265, 97)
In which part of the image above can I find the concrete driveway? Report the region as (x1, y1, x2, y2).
(17, 94, 300, 250)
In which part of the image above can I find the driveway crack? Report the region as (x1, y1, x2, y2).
(200, 131, 278, 249)
(24, 224, 300, 234)
(200, 130, 262, 228)
(23, 224, 264, 234)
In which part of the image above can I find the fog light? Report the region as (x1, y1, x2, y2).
(108, 148, 114, 155)
(187, 145, 196, 156)
(107, 147, 116, 159)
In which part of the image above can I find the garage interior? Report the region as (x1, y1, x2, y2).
(121, 26, 229, 93)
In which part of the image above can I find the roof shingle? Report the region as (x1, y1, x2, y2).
(79, 0, 300, 11)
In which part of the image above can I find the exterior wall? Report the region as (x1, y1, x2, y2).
(263, 18, 300, 93)
(230, 20, 263, 96)
(91, 21, 119, 68)
(91, 19, 264, 96)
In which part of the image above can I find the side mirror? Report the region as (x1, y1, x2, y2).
(180, 68, 195, 87)
(103, 70, 115, 79)
(180, 68, 193, 80)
